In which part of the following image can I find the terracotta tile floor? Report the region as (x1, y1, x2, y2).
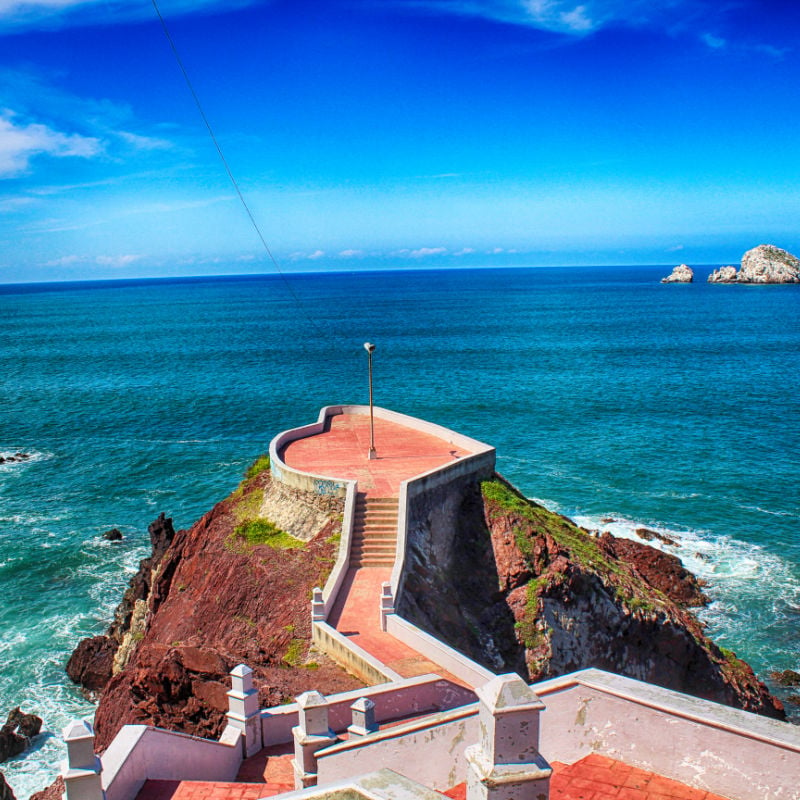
(281, 413, 473, 498)
(444, 754, 731, 799)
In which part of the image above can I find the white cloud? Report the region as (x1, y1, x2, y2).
(339, 249, 364, 257)
(116, 131, 173, 151)
(45, 254, 81, 266)
(0, 111, 102, 177)
(95, 254, 141, 267)
(409, 246, 447, 258)
(454, 247, 475, 256)
(701, 32, 725, 49)
(403, 0, 699, 36)
(308, 249, 325, 259)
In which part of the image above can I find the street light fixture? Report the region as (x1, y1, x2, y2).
(364, 342, 377, 460)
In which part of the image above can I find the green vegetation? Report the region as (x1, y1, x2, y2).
(234, 518, 304, 550)
(482, 477, 666, 617)
(282, 637, 305, 667)
(515, 579, 547, 650)
(244, 454, 271, 480)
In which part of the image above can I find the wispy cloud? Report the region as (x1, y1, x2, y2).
(95, 253, 141, 267)
(339, 249, 364, 257)
(400, 0, 699, 36)
(0, 111, 102, 178)
(410, 246, 447, 258)
(701, 32, 725, 49)
(0, 0, 263, 32)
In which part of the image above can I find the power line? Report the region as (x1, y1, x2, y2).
(150, 0, 329, 338)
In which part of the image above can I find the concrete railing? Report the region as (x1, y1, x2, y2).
(534, 668, 800, 800)
(102, 725, 242, 800)
(384, 614, 494, 689)
(260, 673, 476, 746)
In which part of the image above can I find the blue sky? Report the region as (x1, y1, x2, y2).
(0, 0, 798, 281)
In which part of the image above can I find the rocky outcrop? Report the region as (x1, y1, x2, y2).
(398, 474, 784, 720)
(0, 708, 42, 763)
(708, 245, 800, 284)
(0, 453, 31, 465)
(72, 461, 361, 752)
(66, 636, 119, 696)
(707, 265, 738, 283)
(661, 264, 693, 283)
(102, 528, 123, 541)
(0, 771, 16, 800)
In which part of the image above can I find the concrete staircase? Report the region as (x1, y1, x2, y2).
(350, 494, 398, 568)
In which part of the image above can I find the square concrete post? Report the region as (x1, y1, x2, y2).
(311, 587, 326, 622)
(61, 720, 104, 800)
(380, 582, 395, 631)
(465, 674, 552, 800)
(226, 664, 262, 757)
(292, 690, 337, 789)
(347, 697, 378, 738)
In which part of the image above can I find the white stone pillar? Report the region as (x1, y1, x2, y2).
(347, 697, 378, 738)
(61, 720, 104, 800)
(380, 581, 394, 631)
(226, 664, 262, 757)
(465, 674, 552, 800)
(292, 690, 337, 789)
(311, 587, 326, 622)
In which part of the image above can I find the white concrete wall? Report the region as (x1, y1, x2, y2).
(260, 674, 476, 746)
(534, 669, 800, 800)
(102, 726, 242, 800)
(315, 706, 479, 791)
(385, 615, 494, 690)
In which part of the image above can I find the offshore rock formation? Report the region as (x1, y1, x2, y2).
(67, 461, 361, 752)
(0, 708, 42, 763)
(660, 264, 693, 283)
(0, 771, 16, 800)
(708, 244, 800, 283)
(398, 475, 784, 720)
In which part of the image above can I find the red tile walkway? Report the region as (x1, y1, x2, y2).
(444, 754, 731, 800)
(281, 413, 472, 498)
(283, 411, 478, 687)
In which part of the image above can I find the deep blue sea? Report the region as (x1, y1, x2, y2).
(1, 266, 798, 795)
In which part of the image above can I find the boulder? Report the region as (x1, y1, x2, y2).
(707, 266, 738, 283)
(739, 244, 800, 283)
(0, 708, 42, 763)
(771, 669, 800, 687)
(0, 771, 16, 800)
(0, 454, 31, 465)
(661, 264, 693, 283)
(66, 635, 119, 695)
(103, 528, 123, 541)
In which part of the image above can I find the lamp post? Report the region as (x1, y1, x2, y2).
(364, 342, 376, 460)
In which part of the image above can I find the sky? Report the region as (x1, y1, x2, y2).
(0, 0, 799, 282)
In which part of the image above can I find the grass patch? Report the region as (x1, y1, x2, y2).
(282, 638, 305, 667)
(235, 518, 304, 550)
(245, 454, 270, 480)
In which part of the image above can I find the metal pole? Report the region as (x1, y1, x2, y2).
(364, 342, 376, 459)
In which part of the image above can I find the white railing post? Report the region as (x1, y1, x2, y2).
(347, 697, 378, 738)
(62, 720, 104, 800)
(226, 664, 262, 757)
(292, 690, 336, 789)
(380, 581, 394, 631)
(465, 674, 552, 800)
(311, 587, 326, 622)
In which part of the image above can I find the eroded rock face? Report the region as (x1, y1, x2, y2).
(707, 265, 738, 283)
(740, 244, 800, 283)
(66, 636, 119, 696)
(661, 264, 693, 283)
(86, 468, 361, 751)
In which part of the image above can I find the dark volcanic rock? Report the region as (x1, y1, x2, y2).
(635, 527, 679, 547)
(771, 669, 800, 687)
(1, 771, 16, 800)
(0, 453, 31, 465)
(597, 533, 708, 607)
(0, 708, 42, 763)
(66, 636, 119, 695)
(103, 528, 123, 541)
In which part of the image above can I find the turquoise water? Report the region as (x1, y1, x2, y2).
(1, 267, 798, 794)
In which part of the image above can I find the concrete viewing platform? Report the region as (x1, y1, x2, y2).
(280, 411, 475, 497)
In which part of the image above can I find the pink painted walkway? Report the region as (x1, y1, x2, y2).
(283, 412, 476, 684)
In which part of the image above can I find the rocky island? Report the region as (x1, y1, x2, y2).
(708, 244, 800, 284)
(660, 264, 693, 283)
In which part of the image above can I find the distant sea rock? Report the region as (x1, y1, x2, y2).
(661, 264, 693, 283)
(707, 266, 738, 283)
(708, 245, 800, 284)
(0, 708, 42, 764)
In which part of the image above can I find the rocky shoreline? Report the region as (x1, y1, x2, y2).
(33, 459, 787, 797)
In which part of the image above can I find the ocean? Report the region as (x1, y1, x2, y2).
(1, 266, 798, 795)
